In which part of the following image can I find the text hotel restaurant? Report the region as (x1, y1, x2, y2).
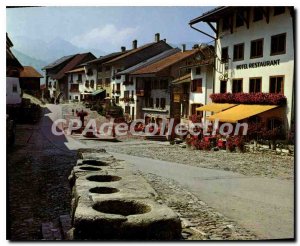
(189, 6, 295, 136)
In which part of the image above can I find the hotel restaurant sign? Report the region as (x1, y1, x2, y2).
(236, 59, 280, 70)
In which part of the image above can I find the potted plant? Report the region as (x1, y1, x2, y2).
(226, 136, 235, 152)
(233, 136, 245, 153)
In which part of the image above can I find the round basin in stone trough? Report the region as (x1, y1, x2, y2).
(81, 160, 109, 166)
(79, 166, 101, 171)
(86, 175, 122, 182)
(93, 200, 151, 216)
(89, 187, 119, 194)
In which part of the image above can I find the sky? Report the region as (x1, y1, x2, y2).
(6, 6, 216, 54)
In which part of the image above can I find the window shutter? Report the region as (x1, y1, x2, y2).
(197, 79, 202, 93)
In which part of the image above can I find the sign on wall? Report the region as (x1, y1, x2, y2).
(236, 59, 280, 70)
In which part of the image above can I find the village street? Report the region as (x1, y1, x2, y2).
(7, 103, 294, 240)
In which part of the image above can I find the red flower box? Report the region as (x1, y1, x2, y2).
(210, 93, 286, 105)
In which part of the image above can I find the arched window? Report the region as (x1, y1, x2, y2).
(85, 80, 89, 88)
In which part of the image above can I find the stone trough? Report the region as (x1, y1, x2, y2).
(68, 149, 181, 240)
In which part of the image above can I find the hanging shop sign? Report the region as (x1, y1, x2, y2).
(236, 59, 280, 70)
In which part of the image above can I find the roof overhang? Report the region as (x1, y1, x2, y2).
(189, 6, 233, 24)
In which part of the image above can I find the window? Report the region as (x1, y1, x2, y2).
(155, 98, 160, 108)
(191, 104, 203, 116)
(124, 90, 129, 98)
(236, 11, 244, 27)
(90, 80, 94, 88)
(116, 83, 121, 93)
(131, 90, 134, 98)
(267, 118, 283, 131)
(149, 98, 154, 108)
(222, 16, 230, 31)
(253, 8, 263, 22)
(220, 80, 227, 93)
(249, 78, 262, 93)
(271, 33, 286, 55)
(70, 84, 79, 92)
(75, 96, 78, 100)
(233, 43, 244, 61)
(87, 69, 93, 76)
(273, 7, 285, 16)
(221, 47, 229, 63)
(191, 79, 202, 93)
(12, 84, 17, 92)
(232, 79, 243, 93)
(152, 79, 159, 89)
(270, 76, 284, 94)
(251, 39, 264, 58)
(125, 106, 130, 114)
(78, 74, 82, 82)
(70, 74, 73, 82)
(105, 78, 110, 87)
(161, 98, 166, 109)
(115, 96, 119, 104)
(195, 67, 201, 75)
(85, 80, 89, 87)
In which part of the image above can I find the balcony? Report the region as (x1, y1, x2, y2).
(120, 97, 134, 103)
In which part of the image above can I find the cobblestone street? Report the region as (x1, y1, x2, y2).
(7, 108, 77, 240)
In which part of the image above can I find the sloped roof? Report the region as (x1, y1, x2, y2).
(20, 66, 43, 78)
(189, 7, 233, 24)
(131, 49, 199, 75)
(42, 54, 76, 70)
(84, 51, 128, 65)
(52, 53, 95, 80)
(103, 41, 171, 65)
(118, 48, 180, 75)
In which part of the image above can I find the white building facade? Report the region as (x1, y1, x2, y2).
(190, 7, 295, 133)
(67, 68, 97, 102)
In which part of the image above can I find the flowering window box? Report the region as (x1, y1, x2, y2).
(210, 92, 287, 105)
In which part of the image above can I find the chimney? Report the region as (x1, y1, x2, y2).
(181, 44, 186, 52)
(132, 40, 137, 49)
(155, 33, 160, 42)
(121, 46, 126, 52)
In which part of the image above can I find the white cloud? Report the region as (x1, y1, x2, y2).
(71, 24, 139, 50)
